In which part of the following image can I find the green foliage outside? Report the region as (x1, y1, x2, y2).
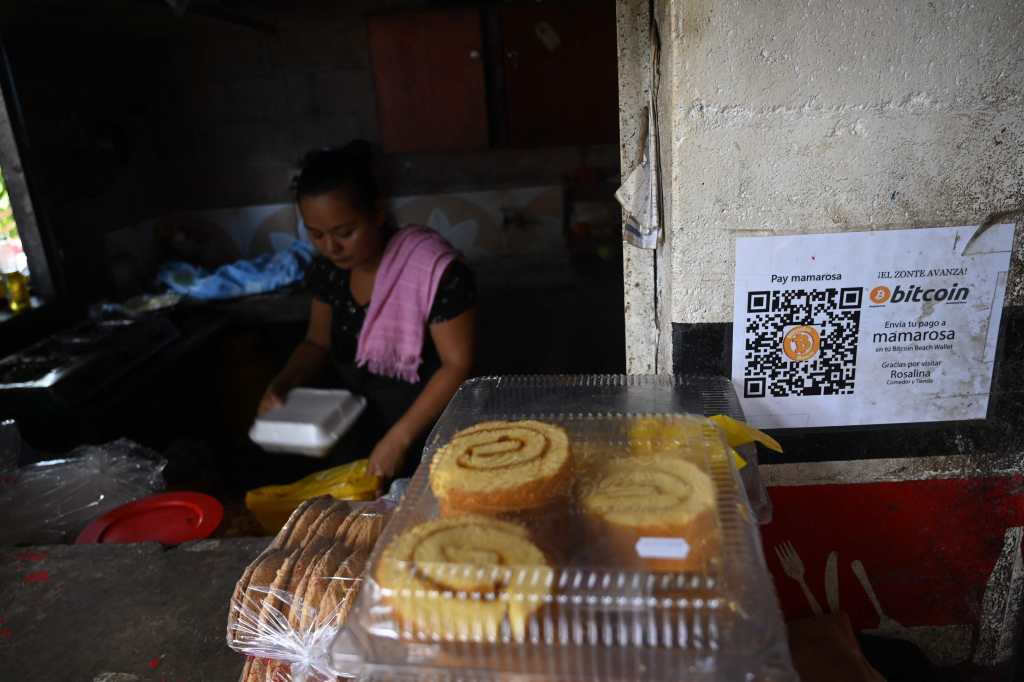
(0, 168, 17, 241)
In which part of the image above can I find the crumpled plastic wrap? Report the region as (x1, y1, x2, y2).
(0, 438, 166, 545)
(228, 497, 392, 682)
(616, 11, 662, 250)
(232, 578, 363, 682)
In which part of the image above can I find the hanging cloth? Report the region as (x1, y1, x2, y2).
(616, 7, 663, 250)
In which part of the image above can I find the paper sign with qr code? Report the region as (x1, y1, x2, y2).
(731, 225, 1015, 429)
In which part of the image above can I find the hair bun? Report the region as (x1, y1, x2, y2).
(340, 139, 373, 167)
(293, 139, 382, 212)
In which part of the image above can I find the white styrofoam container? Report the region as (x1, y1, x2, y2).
(249, 388, 367, 458)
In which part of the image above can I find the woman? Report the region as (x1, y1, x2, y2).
(258, 142, 476, 480)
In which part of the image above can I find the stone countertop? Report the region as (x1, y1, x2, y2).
(0, 538, 270, 682)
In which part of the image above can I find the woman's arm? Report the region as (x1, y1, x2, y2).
(257, 299, 333, 416)
(368, 307, 477, 477)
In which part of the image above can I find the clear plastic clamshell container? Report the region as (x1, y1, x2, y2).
(331, 376, 794, 681)
(436, 375, 772, 524)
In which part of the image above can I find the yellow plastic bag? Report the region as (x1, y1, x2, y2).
(628, 415, 783, 472)
(707, 415, 783, 452)
(245, 459, 380, 533)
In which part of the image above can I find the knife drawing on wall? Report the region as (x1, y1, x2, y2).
(762, 463, 1024, 669)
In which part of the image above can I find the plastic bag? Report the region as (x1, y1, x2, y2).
(246, 460, 380, 534)
(380, 478, 409, 505)
(233, 579, 360, 682)
(158, 239, 315, 301)
(229, 497, 393, 682)
(630, 413, 783, 469)
(0, 419, 22, 473)
(0, 439, 166, 545)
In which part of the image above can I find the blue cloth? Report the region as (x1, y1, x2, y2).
(158, 239, 316, 300)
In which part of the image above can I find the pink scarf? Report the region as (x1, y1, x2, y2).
(356, 226, 458, 383)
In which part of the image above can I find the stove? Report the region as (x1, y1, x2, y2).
(0, 316, 180, 405)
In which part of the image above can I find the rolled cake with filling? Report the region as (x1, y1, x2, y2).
(430, 420, 571, 514)
(581, 455, 719, 572)
(375, 515, 553, 643)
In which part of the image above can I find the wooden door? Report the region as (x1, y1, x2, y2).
(367, 9, 489, 153)
(500, 1, 619, 147)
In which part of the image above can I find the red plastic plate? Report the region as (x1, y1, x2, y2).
(75, 492, 223, 545)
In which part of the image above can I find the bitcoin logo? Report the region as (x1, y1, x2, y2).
(870, 286, 891, 304)
(782, 326, 821, 362)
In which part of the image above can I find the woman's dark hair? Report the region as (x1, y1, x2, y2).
(292, 140, 380, 215)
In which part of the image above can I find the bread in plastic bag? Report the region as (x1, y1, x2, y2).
(228, 496, 392, 682)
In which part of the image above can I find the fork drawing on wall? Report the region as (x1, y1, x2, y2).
(775, 541, 823, 615)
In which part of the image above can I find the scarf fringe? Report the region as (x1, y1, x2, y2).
(357, 350, 423, 384)
(354, 226, 458, 385)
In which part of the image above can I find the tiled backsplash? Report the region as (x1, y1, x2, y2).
(104, 186, 567, 297)
(391, 185, 564, 261)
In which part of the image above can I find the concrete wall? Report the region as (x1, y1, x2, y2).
(620, 0, 1024, 367)
(151, 3, 619, 208)
(3, 2, 620, 304)
(617, 0, 660, 373)
(661, 0, 1023, 329)
(617, 0, 1024, 463)
(156, 3, 382, 210)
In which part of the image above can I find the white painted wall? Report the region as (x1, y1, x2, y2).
(623, 0, 1024, 346)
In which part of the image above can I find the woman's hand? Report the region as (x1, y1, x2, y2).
(365, 309, 476, 479)
(257, 384, 286, 417)
(368, 428, 413, 479)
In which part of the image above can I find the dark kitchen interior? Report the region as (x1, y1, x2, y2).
(0, 0, 625, 492)
(3, 2, 1020, 681)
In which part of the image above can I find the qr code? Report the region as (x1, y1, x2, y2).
(743, 288, 863, 398)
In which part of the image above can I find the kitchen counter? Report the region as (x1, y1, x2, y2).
(0, 289, 311, 455)
(196, 288, 311, 327)
(0, 538, 268, 682)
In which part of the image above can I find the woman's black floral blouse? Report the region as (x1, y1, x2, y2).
(304, 254, 477, 376)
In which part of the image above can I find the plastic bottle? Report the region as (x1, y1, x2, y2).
(0, 245, 28, 313)
(6, 272, 28, 313)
